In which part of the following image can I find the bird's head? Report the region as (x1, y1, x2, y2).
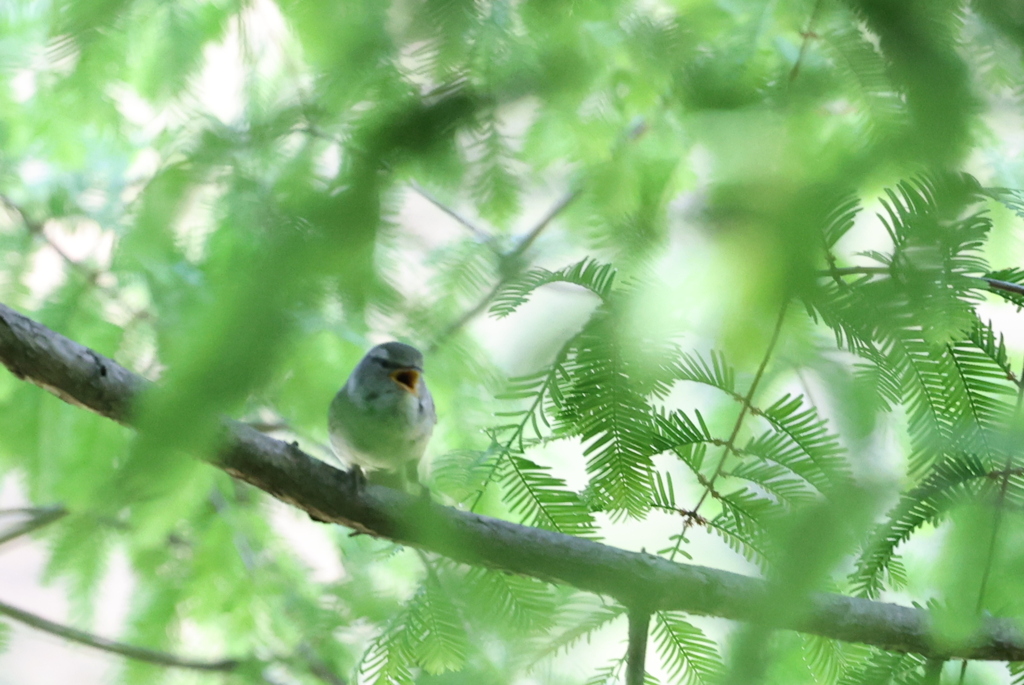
(365, 342, 425, 396)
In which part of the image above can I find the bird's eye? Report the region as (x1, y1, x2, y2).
(375, 357, 422, 372)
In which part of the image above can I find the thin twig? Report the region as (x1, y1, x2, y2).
(0, 505, 67, 547)
(667, 301, 788, 561)
(299, 119, 492, 243)
(789, 0, 824, 83)
(431, 280, 505, 351)
(0, 194, 103, 284)
(690, 300, 789, 517)
(0, 193, 154, 331)
(817, 266, 1024, 298)
(980, 277, 1024, 298)
(431, 117, 650, 350)
(0, 506, 64, 517)
(0, 597, 241, 671)
(428, 189, 579, 350)
(820, 266, 889, 277)
(508, 188, 580, 263)
(408, 181, 492, 241)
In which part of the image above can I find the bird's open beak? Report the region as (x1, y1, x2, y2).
(390, 368, 420, 394)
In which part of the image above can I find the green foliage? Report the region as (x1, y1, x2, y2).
(837, 650, 925, 685)
(3, 1, 1024, 684)
(490, 257, 616, 319)
(651, 613, 722, 685)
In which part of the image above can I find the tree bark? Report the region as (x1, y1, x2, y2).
(626, 610, 651, 685)
(2, 301, 1023, 661)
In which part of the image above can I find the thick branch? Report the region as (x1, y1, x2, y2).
(0, 597, 240, 672)
(2, 302, 1024, 660)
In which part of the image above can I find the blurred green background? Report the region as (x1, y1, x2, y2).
(3, 0, 1024, 683)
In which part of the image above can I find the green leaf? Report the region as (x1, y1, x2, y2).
(850, 454, 993, 598)
(753, 393, 851, 493)
(565, 308, 657, 518)
(837, 649, 924, 685)
(490, 258, 616, 318)
(652, 612, 723, 685)
(530, 597, 624, 665)
(462, 568, 556, 632)
(498, 454, 597, 536)
(414, 576, 469, 675)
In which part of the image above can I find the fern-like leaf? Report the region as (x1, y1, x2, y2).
(670, 350, 738, 398)
(470, 113, 521, 226)
(362, 597, 420, 685)
(651, 612, 723, 685)
(529, 598, 624, 665)
(850, 454, 994, 598)
(412, 576, 469, 675)
(708, 487, 776, 566)
(650, 409, 715, 455)
(837, 649, 924, 685)
(753, 394, 851, 492)
(1010, 660, 1024, 685)
(498, 454, 597, 536)
(727, 460, 818, 508)
(362, 577, 470, 682)
(822, 192, 862, 249)
(561, 309, 657, 518)
(801, 634, 872, 685)
(462, 567, 557, 632)
(490, 257, 616, 318)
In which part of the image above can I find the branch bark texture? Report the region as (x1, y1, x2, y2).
(2, 302, 1024, 661)
(626, 610, 651, 685)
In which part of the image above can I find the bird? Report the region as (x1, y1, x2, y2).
(328, 342, 436, 492)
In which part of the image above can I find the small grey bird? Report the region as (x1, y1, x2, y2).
(328, 342, 436, 491)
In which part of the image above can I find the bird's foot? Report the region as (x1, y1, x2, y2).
(416, 484, 433, 506)
(349, 465, 367, 492)
(412, 484, 435, 518)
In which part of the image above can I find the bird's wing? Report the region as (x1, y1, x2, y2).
(423, 388, 438, 427)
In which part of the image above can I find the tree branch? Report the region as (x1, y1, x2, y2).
(428, 188, 578, 349)
(689, 299, 788, 518)
(430, 118, 649, 349)
(625, 609, 650, 685)
(408, 181, 492, 241)
(3, 301, 1024, 660)
(0, 505, 67, 547)
(788, 0, 824, 83)
(817, 266, 1024, 298)
(0, 194, 105, 286)
(0, 597, 241, 672)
